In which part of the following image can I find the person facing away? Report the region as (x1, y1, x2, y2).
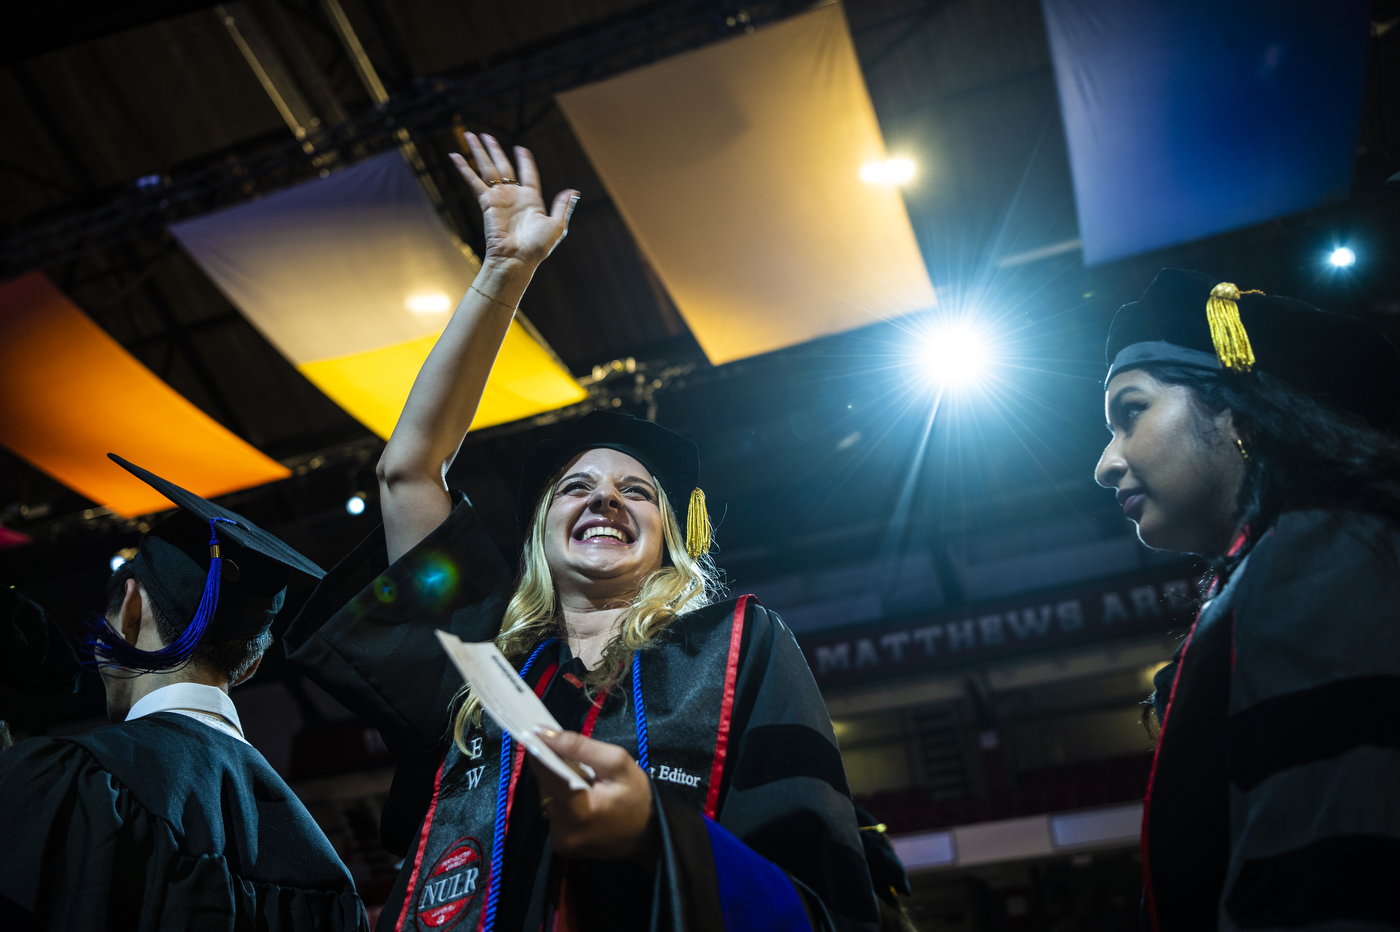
(283, 133, 879, 931)
(1094, 268, 1400, 931)
(0, 455, 368, 931)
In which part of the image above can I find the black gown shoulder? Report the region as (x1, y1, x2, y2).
(285, 493, 514, 752)
(284, 494, 515, 855)
(0, 712, 365, 931)
(1144, 509, 1400, 931)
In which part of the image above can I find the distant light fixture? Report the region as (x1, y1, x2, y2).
(109, 547, 137, 571)
(405, 292, 452, 313)
(917, 321, 993, 386)
(860, 158, 916, 185)
(346, 493, 367, 516)
(1329, 246, 1356, 268)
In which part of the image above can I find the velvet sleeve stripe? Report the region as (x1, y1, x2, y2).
(1224, 834, 1400, 928)
(703, 816, 813, 932)
(730, 724, 850, 797)
(1227, 675, 1400, 792)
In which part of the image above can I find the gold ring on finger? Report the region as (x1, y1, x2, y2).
(500, 178, 518, 185)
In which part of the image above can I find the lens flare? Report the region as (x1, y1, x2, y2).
(1329, 246, 1356, 268)
(414, 552, 461, 608)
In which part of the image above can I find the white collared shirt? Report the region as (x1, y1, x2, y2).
(126, 682, 249, 744)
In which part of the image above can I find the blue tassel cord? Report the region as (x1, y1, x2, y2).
(82, 516, 236, 673)
(482, 637, 557, 932)
(632, 650, 650, 772)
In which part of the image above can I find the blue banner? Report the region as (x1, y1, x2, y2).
(1042, 0, 1370, 265)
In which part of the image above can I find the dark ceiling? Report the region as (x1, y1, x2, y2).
(3, 0, 1400, 654)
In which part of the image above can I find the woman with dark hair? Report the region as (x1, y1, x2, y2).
(1094, 269, 1400, 932)
(285, 135, 878, 931)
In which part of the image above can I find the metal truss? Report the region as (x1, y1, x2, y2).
(0, 0, 816, 280)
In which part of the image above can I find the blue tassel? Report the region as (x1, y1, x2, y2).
(82, 516, 236, 673)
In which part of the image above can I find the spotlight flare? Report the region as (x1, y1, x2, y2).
(918, 323, 992, 386)
(860, 158, 916, 185)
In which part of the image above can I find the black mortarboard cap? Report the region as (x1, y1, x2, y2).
(516, 411, 710, 557)
(1106, 269, 1400, 428)
(85, 455, 325, 672)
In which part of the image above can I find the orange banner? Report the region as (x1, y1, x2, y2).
(0, 272, 290, 517)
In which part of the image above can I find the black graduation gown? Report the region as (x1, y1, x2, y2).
(0, 711, 368, 931)
(1142, 510, 1400, 931)
(284, 494, 879, 932)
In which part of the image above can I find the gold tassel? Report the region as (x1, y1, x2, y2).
(685, 487, 711, 559)
(1206, 282, 1264, 373)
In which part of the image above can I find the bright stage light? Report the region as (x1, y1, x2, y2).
(346, 493, 367, 516)
(405, 292, 452, 313)
(110, 553, 127, 571)
(1329, 247, 1356, 268)
(860, 158, 916, 185)
(917, 322, 993, 386)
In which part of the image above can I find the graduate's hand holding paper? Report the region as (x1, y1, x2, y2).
(532, 728, 658, 867)
(433, 631, 657, 865)
(434, 631, 592, 790)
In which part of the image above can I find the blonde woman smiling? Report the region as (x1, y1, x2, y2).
(286, 135, 877, 932)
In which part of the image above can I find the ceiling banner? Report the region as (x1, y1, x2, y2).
(170, 151, 585, 439)
(1042, 0, 1371, 265)
(0, 272, 290, 517)
(557, 3, 936, 365)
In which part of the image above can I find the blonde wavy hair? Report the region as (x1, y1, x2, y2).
(452, 469, 718, 750)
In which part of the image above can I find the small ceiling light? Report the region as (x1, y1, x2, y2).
(1329, 247, 1356, 268)
(110, 553, 128, 571)
(346, 493, 367, 516)
(860, 158, 916, 185)
(405, 292, 452, 313)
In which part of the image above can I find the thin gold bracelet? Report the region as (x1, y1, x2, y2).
(470, 283, 518, 311)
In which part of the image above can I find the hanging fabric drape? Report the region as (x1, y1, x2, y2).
(558, 3, 936, 365)
(170, 151, 585, 439)
(0, 271, 290, 517)
(1041, 0, 1371, 265)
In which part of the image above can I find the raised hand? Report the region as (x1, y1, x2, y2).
(378, 134, 576, 564)
(450, 133, 579, 270)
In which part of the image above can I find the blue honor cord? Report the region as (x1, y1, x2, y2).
(479, 645, 651, 932)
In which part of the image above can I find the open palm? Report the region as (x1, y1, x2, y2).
(451, 133, 578, 268)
